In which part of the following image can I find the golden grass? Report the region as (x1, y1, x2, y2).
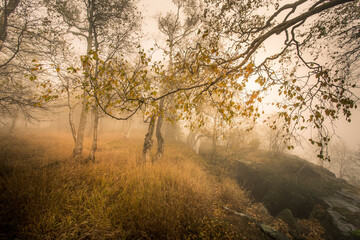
(0, 130, 250, 239)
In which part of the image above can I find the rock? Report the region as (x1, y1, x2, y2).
(322, 189, 360, 213)
(222, 206, 252, 219)
(259, 223, 290, 240)
(276, 209, 301, 234)
(310, 204, 327, 220)
(253, 202, 271, 216)
(234, 152, 345, 219)
(350, 229, 360, 239)
(309, 204, 334, 232)
(316, 188, 360, 239)
(327, 208, 357, 235)
(231, 150, 360, 239)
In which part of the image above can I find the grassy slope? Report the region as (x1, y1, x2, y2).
(0, 131, 254, 239)
(0, 131, 327, 239)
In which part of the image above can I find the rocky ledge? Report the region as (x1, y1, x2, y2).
(226, 151, 360, 239)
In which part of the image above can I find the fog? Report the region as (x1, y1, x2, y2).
(3, 104, 360, 187)
(1, 0, 359, 239)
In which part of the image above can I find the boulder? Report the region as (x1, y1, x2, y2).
(310, 204, 328, 219)
(259, 223, 290, 240)
(318, 188, 360, 239)
(222, 205, 251, 219)
(276, 209, 300, 234)
(253, 202, 271, 216)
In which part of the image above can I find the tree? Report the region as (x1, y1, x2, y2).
(0, 0, 20, 51)
(325, 141, 360, 186)
(329, 141, 351, 179)
(141, 0, 203, 162)
(85, 0, 359, 163)
(44, 0, 140, 161)
(89, 50, 157, 163)
(347, 146, 360, 187)
(263, 114, 300, 156)
(161, 0, 360, 161)
(30, 26, 81, 142)
(21, 0, 358, 165)
(0, 0, 60, 130)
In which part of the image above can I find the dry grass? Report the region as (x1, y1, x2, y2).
(0, 130, 250, 239)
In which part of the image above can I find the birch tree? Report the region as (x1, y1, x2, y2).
(142, 0, 202, 162)
(44, 0, 140, 161)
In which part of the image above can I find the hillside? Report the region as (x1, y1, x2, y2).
(0, 131, 274, 239)
(0, 131, 358, 239)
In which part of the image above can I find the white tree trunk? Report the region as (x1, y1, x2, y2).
(72, 95, 88, 160)
(155, 98, 165, 161)
(142, 115, 156, 164)
(86, 104, 99, 162)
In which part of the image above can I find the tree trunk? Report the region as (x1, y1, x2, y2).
(9, 110, 18, 133)
(174, 121, 181, 141)
(211, 112, 218, 161)
(194, 134, 205, 154)
(86, 23, 100, 162)
(24, 116, 28, 128)
(86, 103, 99, 163)
(123, 120, 132, 139)
(87, 109, 94, 137)
(72, 11, 93, 160)
(0, 0, 20, 51)
(155, 98, 165, 161)
(67, 87, 77, 143)
(72, 95, 88, 160)
(68, 107, 76, 143)
(142, 115, 156, 164)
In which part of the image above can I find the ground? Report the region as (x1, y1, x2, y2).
(0, 130, 331, 239)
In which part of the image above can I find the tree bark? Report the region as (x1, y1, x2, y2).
(211, 112, 218, 161)
(66, 85, 77, 143)
(0, 0, 20, 51)
(68, 107, 76, 143)
(72, 95, 88, 160)
(86, 103, 99, 163)
(155, 98, 165, 161)
(142, 115, 156, 164)
(123, 120, 132, 139)
(86, 0, 102, 162)
(9, 110, 18, 133)
(72, 5, 93, 160)
(87, 109, 94, 137)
